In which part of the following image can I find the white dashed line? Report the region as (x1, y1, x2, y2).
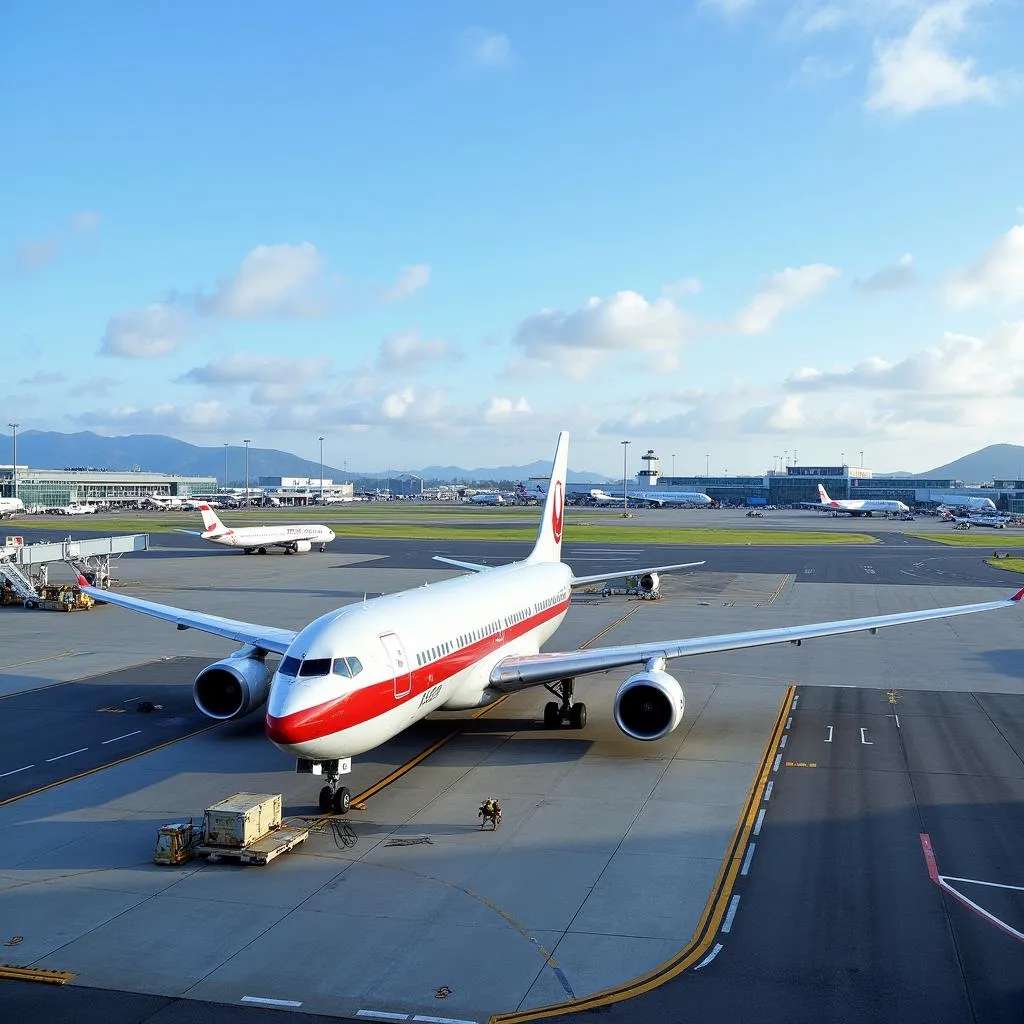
(721, 894, 741, 934)
(241, 996, 303, 1008)
(741, 842, 756, 876)
(753, 808, 766, 836)
(357, 1013, 409, 1022)
(102, 730, 142, 745)
(45, 747, 87, 763)
(764, 780, 773, 801)
(780, 734, 788, 748)
(694, 942, 724, 969)
(0, 764, 35, 778)
(772, 753, 782, 772)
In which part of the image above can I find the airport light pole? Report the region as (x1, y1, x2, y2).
(243, 439, 251, 507)
(318, 435, 325, 504)
(672, 453, 676, 477)
(621, 440, 630, 512)
(7, 422, 18, 501)
(223, 443, 229, 490)
(705, 453, 710, 478)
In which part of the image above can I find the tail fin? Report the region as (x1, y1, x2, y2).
(817, 484, 831, 503)
(527, 432, 569, 563)
(198, 502, 229, 535)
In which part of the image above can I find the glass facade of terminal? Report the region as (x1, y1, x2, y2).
(0, 468, 217, 507)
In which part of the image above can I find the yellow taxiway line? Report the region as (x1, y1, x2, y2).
(488, 683, 796, 1023)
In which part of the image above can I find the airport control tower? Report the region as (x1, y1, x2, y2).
(639, 449, 660, 488)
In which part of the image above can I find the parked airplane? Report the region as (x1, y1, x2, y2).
(628, 490, 714, 508)
(179, 503, 336, 554)
(73, 432, 1024, 813)
(809, 484, 909, 517)
(469, 492, 505, 505)
(0, 497, 25, 518)
(937, 497, 998, 514)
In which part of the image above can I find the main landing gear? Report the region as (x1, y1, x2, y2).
(542, 678, 587, 730)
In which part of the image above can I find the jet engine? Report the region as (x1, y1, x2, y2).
(637, 572, 660, 595)
(290, 540, 312, 553)
(613, 669, 684, 741)
(193, 648, 272, 720)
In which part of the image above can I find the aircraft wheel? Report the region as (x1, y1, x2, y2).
(258, 547, 268, 555)
(332, 786, 351, 815)
(318, 786, 332, 813)
(244, 548, 254, 555)
(543, 701, 560, 728)
(319, 545, 326, 552)
(569, 703, 587, 730)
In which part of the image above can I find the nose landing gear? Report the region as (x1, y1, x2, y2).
(318, 784, 351, 815)
(298, 758, 353, 815)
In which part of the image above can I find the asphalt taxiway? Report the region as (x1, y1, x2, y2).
(0, 526, 1022, 1022)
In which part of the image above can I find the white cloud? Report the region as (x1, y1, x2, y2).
(854, 252, 916, 291)
(69, 211, 101, 234)
(77, 400, 232, 433)
(732, 263, 839, 334)
(482, 396, 531, 422)
(100, 304, 193, 359)
(16, 239, 57, 270)
(67, 375, 123, 398)
(197, 242, 326, 318)
(377, 330, 459, 371)
(509, 290, 691, 379)
(946, 224, 1024, 308)
(380, 264, 431, 302)
(662, 276, 703, 298)
(866, 0, 1007, 115)
(19, 370, 67, 386)
(181, 353, 332, 385)
(460, 28, 513, 70)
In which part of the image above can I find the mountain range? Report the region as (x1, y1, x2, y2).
(0, 431, 614, 484)
(3, 431, 1022, 485)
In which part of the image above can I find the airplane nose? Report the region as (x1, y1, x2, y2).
(265, 690, 347, 748)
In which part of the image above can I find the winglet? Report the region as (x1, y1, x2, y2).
(1011, 586, 1024, 603)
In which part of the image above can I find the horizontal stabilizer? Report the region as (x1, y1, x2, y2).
(432, 555, 492, 573)
(571, 560, 705, 587)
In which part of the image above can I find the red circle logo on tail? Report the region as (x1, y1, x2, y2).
(551, 481, 564, 543)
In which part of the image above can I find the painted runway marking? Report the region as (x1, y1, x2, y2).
(694, 942, 724, 969)
(413, 1016, 480, 1024)
(0, 765, 34, 778)
(786, 716, 792, 730)
(753, 809, 766, 836)
(764, 780, 773, 801)
(120, 696, 142, 703)
(825, 725, 833, 743)
(241, 995, 303, 1008)
(356, 1012, 409, 1021)
(101, 730, 142, 745)
(860, 727, 873, 745)
(772, 753, 782, 772)
(791, 694, 799, 708)
(780, 734, 787, 748)
(45, 748, 87, 763)
(741, 842, 756, 876)
(721, 894, 741, 934)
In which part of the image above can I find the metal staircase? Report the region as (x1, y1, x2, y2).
(0, 546, 38, 603)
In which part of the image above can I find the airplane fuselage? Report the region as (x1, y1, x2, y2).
(203, 524, 336, 550)
(265, 559, 572, 761)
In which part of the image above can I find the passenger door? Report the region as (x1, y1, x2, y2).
(379, 632, 412, 700)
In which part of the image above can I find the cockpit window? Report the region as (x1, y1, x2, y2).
(279, 655, 301, 676)
(298, 657, 332, 677)
(332, 656, 363, 678)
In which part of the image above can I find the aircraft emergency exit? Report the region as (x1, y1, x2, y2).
(75, 432, 1024, 815)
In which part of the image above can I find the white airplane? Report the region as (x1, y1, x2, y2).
(809, 484, 909, 517)
(179, 502, 336, 554)
(469, 492, 505, 505)
(73, 431, 1024, 815)
(628, 490, 714, 508)
(0, 497, 25, 518)
(937, 497, 998, 514)
(951, 514, 1009, 530)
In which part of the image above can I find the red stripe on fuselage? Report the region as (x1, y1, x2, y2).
(264, 596, 571, 745)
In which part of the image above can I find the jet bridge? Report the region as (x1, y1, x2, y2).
(3, 534, 149, 591)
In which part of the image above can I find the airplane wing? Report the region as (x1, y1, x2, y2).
(488, 586, 1024, 691)
(175, 529, 204, 536)
(570, 560, 705, 587)
(72, 572, 296, 655)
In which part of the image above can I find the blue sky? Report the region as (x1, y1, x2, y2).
(2, 0, 1023, 477)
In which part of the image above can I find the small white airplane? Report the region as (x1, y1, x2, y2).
(74, 431, 1024, 814)
(951, 514, 1009, 530)
(809, 484, 909, 517)
(180, 503, 336, 554)
(0, 497, 25, 518)
(937, 497, 998, 514)
(469, 492, 505, 505)
(628, 490, 714, 508)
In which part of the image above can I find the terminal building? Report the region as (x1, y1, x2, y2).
(0, 465, 217, 509)
(571, 449, 1024, 513)
(258, 476, 355, 505)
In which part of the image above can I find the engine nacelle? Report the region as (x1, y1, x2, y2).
(638, 572, 660, 594)
(193, 649, 273, 720)
(613, 669, 684, 741)
(292, 540, 312, 552)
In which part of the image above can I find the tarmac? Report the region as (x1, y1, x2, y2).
(0, 518, 1021, 1022)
